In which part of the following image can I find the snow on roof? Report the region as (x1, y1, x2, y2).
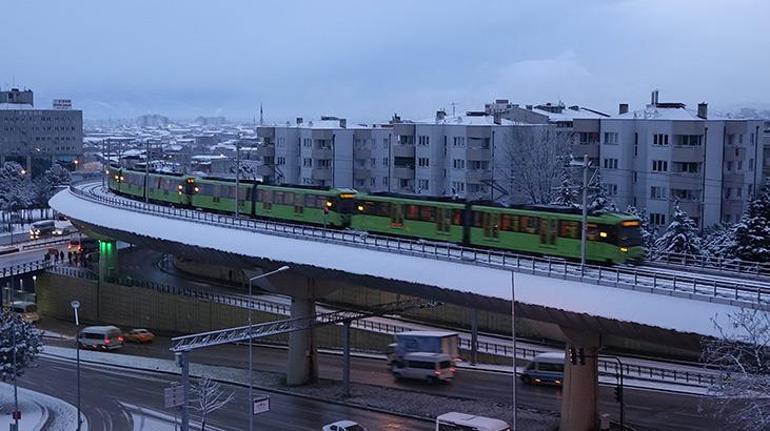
(612, 104, 704, 121)
(437, 412, 510, 428)
(415, 113, 518, 126)
(396, 330, 458, 338)
(0, 103, 35, 110)
(530, 105, 609, 122)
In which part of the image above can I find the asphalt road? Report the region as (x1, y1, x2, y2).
(19, 355, 433, 431)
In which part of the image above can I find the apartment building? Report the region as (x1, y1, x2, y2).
(601, 91, 764, 228)
(0, 88, 83, 173)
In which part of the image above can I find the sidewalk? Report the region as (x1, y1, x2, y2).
(0, 381, 85, 431)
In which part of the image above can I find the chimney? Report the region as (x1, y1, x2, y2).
(651, 89, 659, 106)
(296, 117, 303, 125)
(493, 112, 502, 125)
(619, 103, 629, 115)
(697, 102, 708, 119)
(339, 118, 347, 129)
(435, 110, 446, 122)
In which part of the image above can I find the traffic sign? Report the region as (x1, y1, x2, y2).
(164, 384, 185, 408)
(252, 395, 270, 415)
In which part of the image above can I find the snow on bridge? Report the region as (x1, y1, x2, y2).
(50, 182, 770, 339)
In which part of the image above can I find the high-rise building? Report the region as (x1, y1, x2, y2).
(0, 87, 83, 173)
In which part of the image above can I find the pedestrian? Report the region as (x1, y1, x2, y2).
(67, 251, 72, 264)
(44, 253, 50, 262)
(53, 252, 59, 262)
(59, 250, 64, 261)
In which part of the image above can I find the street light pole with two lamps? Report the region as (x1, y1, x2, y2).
(70, 300, 82, 431)
(245, 265, 289, 431)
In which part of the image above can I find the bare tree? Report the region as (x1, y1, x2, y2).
(190, 375, 235, 431)
(494, 125, 573, 205)
(701, 309, 770, 431)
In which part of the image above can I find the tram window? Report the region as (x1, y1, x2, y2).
(420, 206, 435, 222)
(405, 205, 420, 220)
(559, 221, 580, 239)
(304, 195, 315, 207)
(586, 224, 599, 241)
(519, 216, 538, 234)
(500, 214, 512, 231)
(451, 209, 463, 225)
(473, 212, 484, 228)
(284, 192, 294, 205)
(373, 201, 390, 217)
(316, 196, 326, 207)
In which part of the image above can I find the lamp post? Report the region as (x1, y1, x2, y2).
(511, 271, 517, 431)
(235, 141, 240, 218)
(70, 300, 82, 431)
(245, 265, 289, 431)
(570, 155, 595, 267)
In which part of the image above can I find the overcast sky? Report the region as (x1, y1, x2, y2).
(2, 0, 769, 122)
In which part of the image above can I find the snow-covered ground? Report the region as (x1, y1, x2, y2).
(0, 381, 85, 431)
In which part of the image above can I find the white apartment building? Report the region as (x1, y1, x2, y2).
(600, 91, 764, 228)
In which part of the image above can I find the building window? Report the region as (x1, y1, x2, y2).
(726, 161, 733, 172)
(417, 179, 429, 190)
(382, 157, 389, 166)
(671, 189, 700, 201)
(578, 132, 599, 145)
(652, 160, 668, 172)
(382, 176, 389, 186)
(277, 157, 286, 165)
(317, 159, 332, 168)
(749, 158, 755, 170)
(724, 188, 732, 199)
(452, 137, 465, 147)
(603, 132, 618, 145)
(418, 136, 430, 146)
(418, 157, 430, 167)
(303, 158, 312, 167)
(650, 186, 667, 200)
(468, 160, 489, 170)
(399, 179, 410, 188)
(452, 159, 465, 169)
(451, 181, 465, 193)
(606, 183, 618, 196)
(653, 134, 669, 146)
(371, 158, 376, 167)
(673, 162, 700, 173)
(650, 213, 666, 226)
(676, 135, 703, 146)
(602, 158, 618, 169)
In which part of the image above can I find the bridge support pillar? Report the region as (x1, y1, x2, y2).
(559, 328, 600, 431)
(97, 240, 119, 282)
(286, 294, 318, 386)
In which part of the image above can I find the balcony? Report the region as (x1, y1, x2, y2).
(311, 147, 333, 159)
(466, 146, 491, 161)
(311, 168, 333, 181)
(393, 166, 414, 179)
(465, 170, 492, 183)
(671, 145, 704, 162)
(392, 144, 415, 158)
(254, 145, 275, 157)
(354, 168, 371, 180)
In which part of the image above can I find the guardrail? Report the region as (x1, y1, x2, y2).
(654, 251, 770, 279)
(48, 263, 719, 387)
(66, 182, 770, 309)
(0, 260, 53, 279)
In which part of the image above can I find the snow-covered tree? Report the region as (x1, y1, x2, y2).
(551, 162, 581, 208)
(495, 126, 573, 205)
(701, 309, 770, 431)
(0, 311, 43, 382)
(43, 163, 71, 187)
(625, 206, 655, 252)
(191, 375, 234, 431)
(654, 201, 701, 255)
(30, 163, 72, 215)
(0, 162, 33, 214)
(702, 223, 736, 259)
(731, 185, 770, 262)
(586, 171, 618, 213)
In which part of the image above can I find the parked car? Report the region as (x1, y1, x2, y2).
(124, 328, 155, 343)
(322, 420, 368, 431)
(78, 326, 124, 351)
(391, 352, 455, 383)
(520, 352, 564, 385)
(436, 412, 511, 431)
(68, 239, 81, 250)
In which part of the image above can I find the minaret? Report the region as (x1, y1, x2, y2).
(259, 103, 264, 126)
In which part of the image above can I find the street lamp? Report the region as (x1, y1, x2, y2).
(245, 265, 289, 431)
(70, 299, 82, 431)
(569, 155, 596, 267)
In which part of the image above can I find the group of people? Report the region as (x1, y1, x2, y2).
(43, 249, 89, 267)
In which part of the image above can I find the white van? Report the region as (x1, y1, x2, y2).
(78, 325, 124, 351)
(29, 220, 56, 240)
(520, 352, 565, 385)
(392, 352, 455, 383)
(435, 412, 511, 431)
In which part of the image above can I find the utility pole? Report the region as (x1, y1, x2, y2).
(144, 140, 150, 203)
(235, 141, 240, 218)
(580, 154, 589, 267)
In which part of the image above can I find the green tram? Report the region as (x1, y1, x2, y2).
(106, 167, 644, 264)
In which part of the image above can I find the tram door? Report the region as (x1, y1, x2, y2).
(540, 218, 557, 247)
(436, 208, 451, 233)
(390, 203, 404, 227)
(482, 212, 500, 240)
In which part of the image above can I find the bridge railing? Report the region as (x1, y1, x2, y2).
(67, 183, 770, 309)
(48, 263, 720, 387)
(654, 251, 770, 279)
(0, 260, 53, 279)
